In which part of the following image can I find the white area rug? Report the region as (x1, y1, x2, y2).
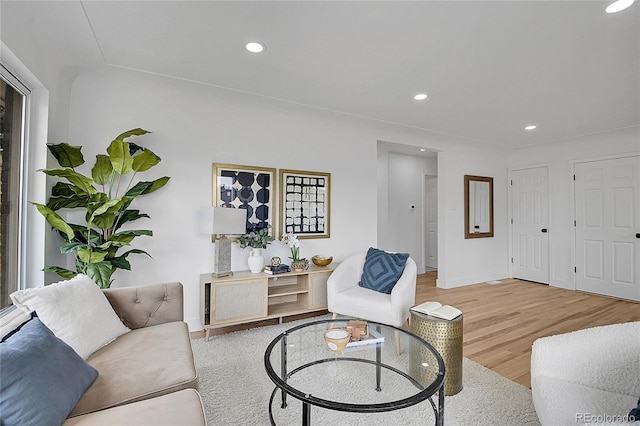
(192, 316, 540, 425)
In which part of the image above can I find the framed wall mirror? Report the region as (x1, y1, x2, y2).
(464, 175, 494, 239)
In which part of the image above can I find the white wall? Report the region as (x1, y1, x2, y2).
(436, 146, 510, 288)
(508, 126, 640, 289)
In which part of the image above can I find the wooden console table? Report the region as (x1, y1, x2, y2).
(200, 265, 336, 340)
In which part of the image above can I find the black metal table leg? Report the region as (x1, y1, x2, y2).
(280, 332, 288, 408)
(437, 383, 445, 426)
(375, 325, 382, 391)
(302, 400, 311, 426)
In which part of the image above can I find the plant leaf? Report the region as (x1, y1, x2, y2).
(46, 143, 85, 168)
(89, 198, 125, 230)
(31, 202, 75, 241)
(113, 209, 149, 231)
(85, 192, 110, 219)
(90, 197, 124, 218)
(43, 266, 77, 279)
(124, 181, 152, 198)
(42, 168, 96, 195)
(110, 229, 153, 246)
(47, 194, 89, 211)
(107, 139, 133, 174)
(115, 128, 150, 141)
(84, 262, 114, 289)
(126, 176, 170, 197)
(51, 182, 76, 197)
(110, 249, 151, 271)
(65, 224, 88, 244)
(128, 142, 144, 156)
(142, 176, 170, 194)
(60, 242, 88, 254)
(132, 149, 161, 172)
(77, 247, 108, 264)
(109, 256, 131, 271)
(92, 154, 114, 185)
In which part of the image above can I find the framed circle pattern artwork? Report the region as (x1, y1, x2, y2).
(213, 163, 276, 234)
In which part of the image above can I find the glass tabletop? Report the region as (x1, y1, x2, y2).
(264, 318, 445, 419)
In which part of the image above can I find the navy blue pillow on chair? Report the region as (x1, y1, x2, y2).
(0, 315, 98, 426)
(358, 247, 410, 294)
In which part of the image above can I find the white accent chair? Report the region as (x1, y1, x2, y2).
(327, 251, 417, 354)
(530, 321, 640, 425)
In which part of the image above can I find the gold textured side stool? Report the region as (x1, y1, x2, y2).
(410, 310, 463, 396)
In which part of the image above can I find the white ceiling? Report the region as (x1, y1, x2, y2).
(2, 0, 639, 150)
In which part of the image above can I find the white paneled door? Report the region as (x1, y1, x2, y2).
(575, 156, 640, 301)
(511, 167, 549, 284)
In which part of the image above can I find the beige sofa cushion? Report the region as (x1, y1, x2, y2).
(64, 389, 206, 425)
(103, 282, 184, 329)
(70, 321, 198, 417)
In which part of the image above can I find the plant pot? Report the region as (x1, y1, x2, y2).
(247, 248, 265, 273)
(290, 259, 309, 272)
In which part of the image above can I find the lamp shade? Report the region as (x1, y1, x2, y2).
(200, 207, 246, 236)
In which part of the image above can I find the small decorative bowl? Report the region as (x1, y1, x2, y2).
(312, 255, 333, 267)
(324, 328, 351, 352)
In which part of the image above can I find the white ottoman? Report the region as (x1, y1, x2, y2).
(530, 322, 640, 425)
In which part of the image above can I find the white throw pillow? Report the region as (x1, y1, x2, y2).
(10, 274, 130, 359)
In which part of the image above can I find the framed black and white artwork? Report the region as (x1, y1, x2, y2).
(279, 169, 330, 239)
(213, 163, 276, 234)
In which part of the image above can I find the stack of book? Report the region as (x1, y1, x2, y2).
(343, 326, 385, 352)
(263, 264, 291, 275)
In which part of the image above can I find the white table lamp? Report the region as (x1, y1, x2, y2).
(201, 207, 247, 277)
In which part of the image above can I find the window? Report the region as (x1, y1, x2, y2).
(1, 68, 27, 308)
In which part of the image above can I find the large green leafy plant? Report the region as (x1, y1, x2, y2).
(32, 128, 170, 288)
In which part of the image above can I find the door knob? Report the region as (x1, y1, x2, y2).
(541, 228, 548, 233)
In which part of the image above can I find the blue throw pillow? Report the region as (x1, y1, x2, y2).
(0, 315, 98, 426)
(359, 247, 410, 294)
(630, 397, 640, 421)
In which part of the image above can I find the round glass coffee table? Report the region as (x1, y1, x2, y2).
(264, 319, 445, 425)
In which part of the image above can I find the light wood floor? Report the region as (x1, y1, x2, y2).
(416, 271, 640, 388)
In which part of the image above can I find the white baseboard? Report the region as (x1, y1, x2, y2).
(437, 274, 506, 289)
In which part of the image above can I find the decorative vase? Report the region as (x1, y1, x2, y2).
(247, 248, 264, 273)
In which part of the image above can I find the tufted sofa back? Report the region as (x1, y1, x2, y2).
(103, 282, 184, 329)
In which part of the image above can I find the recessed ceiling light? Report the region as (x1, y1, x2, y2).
(245, 42, 265, 53)
(414, 93, 428, 101)
(524, 125, 537, 131)
(420, 148, 426, 152)
(606, 0, 635, 13)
